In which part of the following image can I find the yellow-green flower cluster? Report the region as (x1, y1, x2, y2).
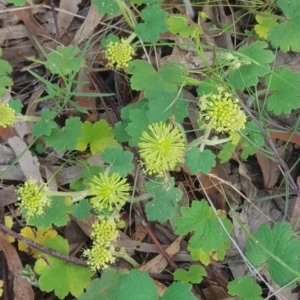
(83, 218, 119, 271)
(229, 131, 241, 145)
(83, 244, 115, 271)
(0, 103, 15, 128)
(138, 122, 185, 175)
(199, 87, 246, 133)
(88, 172, 130, 212)
(17, 179, 51, 218)
(105, 39, 135, 69)
(90, 218, 119, 246)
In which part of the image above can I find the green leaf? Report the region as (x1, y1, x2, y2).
(145, 177, 183, 223)
(188, 246, 226, 265)
(125, 108, 151, 146)
(227, 41, 274, 90)
(146, 90, 188, 123)
(7, 0, 26, 6)
(227, 275, 263, 300)
(76, 120, 117, 154)
(8, 98, 23, 113)
(268, 0, 300, 52)
(72, 199, 91, 220)
(185, 148, 216, 175)
(102, 144, 134, 177)
(173, 265, 206, 284)
(174, 200, 232, 252)
(45, 117, 83, 152)
(113, 122, 131, 143)
(114, 270, 159, 300)
(265, 67, 300, 115)
(32, 109, 57, 137)
(101, 34, 119, 48)
(34, 236, 91, 299)
(254, 14, 277, 39)
(25, 196, 72, 229)
(32, 120, 57, 137)
(161, 282, 197, 300)
(144, 0, 163, 3)
(126, 60, 188, 99)
(246, 222, 300, 287)
(78, 269, 123, 300)
(135, 5, 168, 42)
(93, 0, 120, 16)
(0, 56, 13, 97)
(166, 14, 202, 38)
(217, 142, 236, 163)
(240, 121, 264, 159)
(45, 45, 84, 76)
(81, 165, 103, 186)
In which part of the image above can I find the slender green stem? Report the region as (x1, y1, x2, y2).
(113, 249, 140, 268)
(186, 127, 212, 151)
(126, 32, 137, 44)
(129, 193, 152, 203)
(15, 115, 42, 122)
(48, 190, 88, 203)
(115, 0, 136, 29)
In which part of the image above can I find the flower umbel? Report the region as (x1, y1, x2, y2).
(138, 122, 185, 175)
(90, 218, 119, 246)
(105, 39, 135, 69)
(88, 172, 130, 212)
(83, 243, 115, 271)
(199, 87, 246, 132)
(0, 103, 15, 128)
(17, 179, 51, 218)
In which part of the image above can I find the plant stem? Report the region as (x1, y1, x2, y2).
(15, 115, 42, 122)
(113, 249, 140, 268)
(115, 0, 136, 29)
(48, 190, 88, 203)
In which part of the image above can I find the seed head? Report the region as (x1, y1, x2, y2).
(138, 122, 185, 175)
(88, 172, 130, 212)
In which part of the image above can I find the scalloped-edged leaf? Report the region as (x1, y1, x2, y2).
(76, 120, 117, 154)
(102, 144, 134, 177)
(174, 200, 232, 252)
(114, 270, 159, 300)
(228, 275, 262, 300)
(174, 265, 206, 284)
(34, 236, 92, 299)
(135, 5, 168, 42)
(25, 196, 72, 229)
(227, 41, 274, 90)
(246, 222, 300, 287)
(145, 177, 182, 223)
(185, 148, 216, 174)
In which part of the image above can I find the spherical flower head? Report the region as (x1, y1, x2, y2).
(0, 103, 15, 128)
(90, 218, 119, 246)
(17, 179, 51, 218)
(199, 89, 246, 132)
(138, 122, 185, 175)
(88, 172, 130, 212)
(105, 39, 135, 69)
(83, 243, 115, 271)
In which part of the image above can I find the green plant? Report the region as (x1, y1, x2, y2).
(2, 0, 300, 298)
